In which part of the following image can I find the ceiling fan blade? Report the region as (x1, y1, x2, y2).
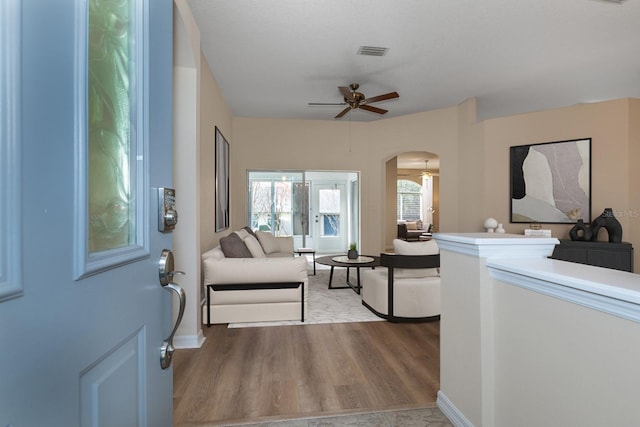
(334, 106, 352, 119)
(364, 91, 399, 104)
(339, 86, 355, 102)
(359, 104, 388, 115)
(308, 102, 347, 106)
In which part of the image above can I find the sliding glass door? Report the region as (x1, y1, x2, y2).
(248, 171, 305, 236)
(247, 170, 359, 254)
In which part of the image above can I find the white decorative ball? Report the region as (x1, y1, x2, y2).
(483, 217, 498, 231)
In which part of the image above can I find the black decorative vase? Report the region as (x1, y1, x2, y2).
(569, 219, 592, 241)
(589, 208, 623, 243)
(347, 249, 358, 259)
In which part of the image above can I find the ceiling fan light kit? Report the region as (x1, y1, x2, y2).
(309, 82, 399, 119)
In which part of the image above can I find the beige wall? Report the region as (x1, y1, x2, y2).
(228, 106, 461, 255)
(483, 99, 639, 269)
(199, 54, 232, 253)
(173, 0, 231, 346)
(195, 96, 640, 265)
(493, 280, 640, 426)
(187, 12, 640, 268)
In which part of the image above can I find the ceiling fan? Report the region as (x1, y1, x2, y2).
(308, 83, 399, 119)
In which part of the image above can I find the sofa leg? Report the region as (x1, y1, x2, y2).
(206, 284, 212, 327)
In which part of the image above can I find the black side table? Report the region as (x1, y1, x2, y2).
(295, 248, 316, 275)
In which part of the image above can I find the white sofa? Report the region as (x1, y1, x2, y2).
(201, 228, 309, 325)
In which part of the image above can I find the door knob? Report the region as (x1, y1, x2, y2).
(158, 249, 185, 286)
(158, 249, 186, 370)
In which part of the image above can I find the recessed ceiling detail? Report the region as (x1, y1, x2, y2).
(357, 46, 389, 56)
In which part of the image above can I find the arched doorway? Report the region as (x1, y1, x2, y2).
(385, 151, 440, 248)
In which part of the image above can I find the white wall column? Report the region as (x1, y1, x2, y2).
(433, 233, 558, 427)
(172, 0, 204, 349)
(435, 232, 640, 427)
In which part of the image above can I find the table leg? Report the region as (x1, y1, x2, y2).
(356, 267, 361, 294)
(328, 266, 335, 289)
(312, 253, 316, 275)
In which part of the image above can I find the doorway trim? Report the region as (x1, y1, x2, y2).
(0, 0, 22, 301)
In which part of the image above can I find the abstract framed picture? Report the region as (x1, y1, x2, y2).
(215, 126, 230, 232)
(510, 138, 591, 224)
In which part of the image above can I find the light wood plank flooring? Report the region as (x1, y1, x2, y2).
(173, 321, 440, 426)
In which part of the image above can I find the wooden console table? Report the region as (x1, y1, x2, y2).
(550, 239, 633, 272)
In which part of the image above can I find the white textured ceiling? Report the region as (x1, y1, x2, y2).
(187, 0, 640, 122)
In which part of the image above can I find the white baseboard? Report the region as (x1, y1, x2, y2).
(173, 330, 206, 349)
(437, 390, 475, 427)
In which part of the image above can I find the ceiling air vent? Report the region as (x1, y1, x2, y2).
(357, 46, 389, 57)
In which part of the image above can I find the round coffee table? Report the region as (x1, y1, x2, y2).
(316, 255, 380, 294)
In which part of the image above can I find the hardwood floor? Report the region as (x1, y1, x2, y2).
(173, 321, 440, 426)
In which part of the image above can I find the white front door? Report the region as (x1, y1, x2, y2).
(0, 1, 176, 426)
(313, 183, 348, 254)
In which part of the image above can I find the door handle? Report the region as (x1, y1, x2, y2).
(158, 249, 186, 370)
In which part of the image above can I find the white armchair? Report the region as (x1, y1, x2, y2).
(361, 239, 440, 322)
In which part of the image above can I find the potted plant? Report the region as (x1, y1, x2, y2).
(347, 243, 358, 259)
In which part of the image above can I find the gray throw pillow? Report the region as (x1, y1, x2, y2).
(219, 233, 253, 258)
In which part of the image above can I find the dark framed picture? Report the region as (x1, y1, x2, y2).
(510, 138, 591, 224)
(215, 127, 229, 232)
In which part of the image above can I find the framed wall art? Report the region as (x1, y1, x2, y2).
(510, 138, 591, 224)
(215, 126, 229, 232)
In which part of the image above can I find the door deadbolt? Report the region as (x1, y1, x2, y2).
(158, 187, 178, 232)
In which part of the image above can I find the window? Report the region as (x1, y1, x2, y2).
(247, 170, 359, 252)
(397, 179, 422, 221)
(248, 172, 306, 236)
(318, 188, 340, 237)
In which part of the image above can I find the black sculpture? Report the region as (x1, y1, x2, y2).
(589, 208, 622, 243)
(569, 219, 592, 241)
(569, 208, 623, 243)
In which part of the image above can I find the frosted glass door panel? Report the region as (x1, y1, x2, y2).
(88, 0, 137, 253)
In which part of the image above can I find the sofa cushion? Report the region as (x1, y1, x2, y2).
(233, 229, 266, 258)
(203, 256, 308, 285)
(243, 226, 258, 238)
(234, 228, 250, 240)
(392, 238, 439, 278)
(220, 233, 253, 258)
(256, 230, 280, 254)
(244, 234, 266, 258)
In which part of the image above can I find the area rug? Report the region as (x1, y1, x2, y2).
(227, 263, 384, 328)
